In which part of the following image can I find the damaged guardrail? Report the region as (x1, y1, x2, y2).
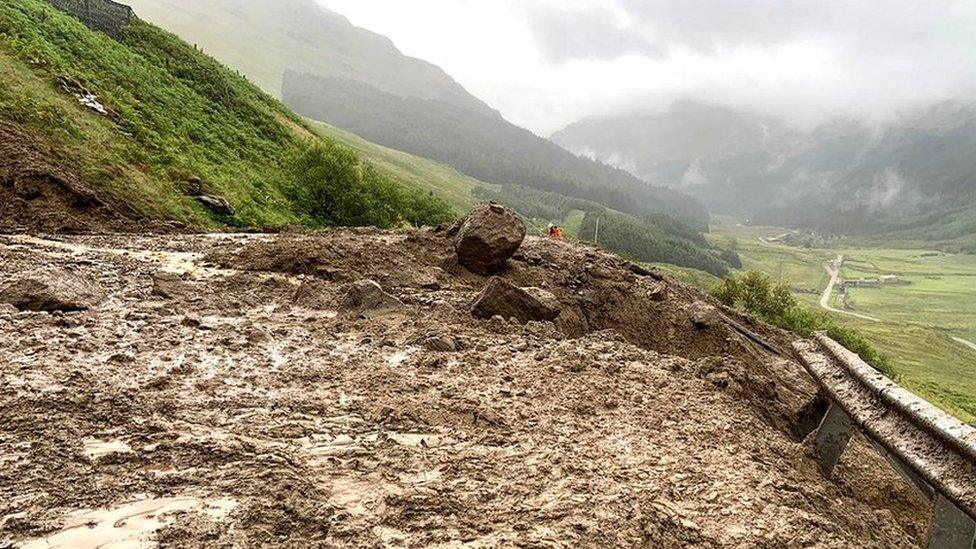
(794, 333, 976, 549)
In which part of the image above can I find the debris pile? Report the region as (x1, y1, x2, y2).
(0, 211, 930, 547)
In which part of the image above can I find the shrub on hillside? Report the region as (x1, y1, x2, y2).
(712, 270, 892, 375)
(285, 141, 454, 228)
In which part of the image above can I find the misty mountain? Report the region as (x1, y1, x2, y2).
(125, 0, 709, 225)
(553, 100, 976, 251)
(124, 0, 494, 115)
(282, 71, 708, 224)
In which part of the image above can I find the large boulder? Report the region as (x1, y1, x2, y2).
(471, 278, 560, 324)
(454, 203, 525, 275)
(340, 279, 402, 312)
(0, 268, 105, 312)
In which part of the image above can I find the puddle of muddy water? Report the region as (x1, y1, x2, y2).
(19, 497, 237, 549)
(82, 437, 133, 459)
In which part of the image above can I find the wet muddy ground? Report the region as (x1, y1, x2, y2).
(0, 230, 929, 547)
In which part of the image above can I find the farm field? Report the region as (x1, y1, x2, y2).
(709, 217, 976, 423)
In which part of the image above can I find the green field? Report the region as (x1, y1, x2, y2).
(710, 217, 976, 423)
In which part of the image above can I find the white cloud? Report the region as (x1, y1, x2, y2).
(318, 0, 976, 135)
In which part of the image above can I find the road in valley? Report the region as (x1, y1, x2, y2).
(820, 255, 881, 322)
(952, 337, 976, 353)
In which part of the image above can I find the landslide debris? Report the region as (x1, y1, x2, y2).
(452, 202, 526, 275)
(0, 267, 105, 312)
(0, 227, 929, 548)
(0, 122, 147, 234)
(471, 277, 561, 324)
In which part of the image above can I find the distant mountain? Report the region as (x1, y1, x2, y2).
(121, 0, 735, 273)
(553, 100, 976, 252)
(124, 0, 495, 115)
(282, 72, 709, 224)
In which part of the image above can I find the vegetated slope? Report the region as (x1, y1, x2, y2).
(0, 0, 452, 231)
(110, 0, 732, 274)
(0, 229, 928, 547)
(553, 100, 976, 253)
(282, 71, 709, 226)
(311, 120, 494, 214)
(475, 184, 735, 276)
(123, 0, 494, 114)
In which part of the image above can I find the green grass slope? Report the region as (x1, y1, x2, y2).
(123, 0, 493, 114)
(0, 0, 452, 229)
(310, 120, 495, 214)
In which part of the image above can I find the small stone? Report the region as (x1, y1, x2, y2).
(340, 280, 402, 312)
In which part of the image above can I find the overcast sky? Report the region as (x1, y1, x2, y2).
(319, 0, 976, 135)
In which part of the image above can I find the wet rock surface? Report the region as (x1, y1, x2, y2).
(471, 277, 561, 324)
(0, 267, 105, 312)
(453, 202, 526, 275)
(0, 230, 928, 548)
(340, 279, 402, 312)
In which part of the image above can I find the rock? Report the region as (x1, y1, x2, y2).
(471, 278, 560, 324)
(196, 194, 235, 216)
(454, 203, 526, 275)
(292, 279, 334, 310)
(647, 283, 668, 302)
(0, 268, 105, 312)
(340, 280, 402, 312)
(420, 334, 461, 352)
(186, 175, 203, 196)
(151, 271, 189, 299)
(690, 302, 721, 330)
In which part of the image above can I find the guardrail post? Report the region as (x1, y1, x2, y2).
(814, 402, 853, 477)
(928, 495, 976, 549)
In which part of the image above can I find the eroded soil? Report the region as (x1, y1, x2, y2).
(0, 229, 929, 547)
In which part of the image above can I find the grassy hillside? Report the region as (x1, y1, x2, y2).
(310, 120, 495, 214)
(283, 72, 710, 226)
(123, 0, 493, 114)
(0, 0, 452, 228)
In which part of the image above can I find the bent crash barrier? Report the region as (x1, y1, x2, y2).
(795, 333, 976, 549)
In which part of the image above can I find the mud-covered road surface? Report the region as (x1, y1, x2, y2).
(0, 229, 930, 547)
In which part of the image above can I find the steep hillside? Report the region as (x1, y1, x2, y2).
(553, 100, 976, 252)
(123, 0, 494, 115)
(282, 71, 710, 225)
(0, 0, 453, 230)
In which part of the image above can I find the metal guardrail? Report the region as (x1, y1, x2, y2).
(794, 333, 976, 549)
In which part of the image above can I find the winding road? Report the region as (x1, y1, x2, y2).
(819, 253, 976, 352)
(820, 255, 881, 322)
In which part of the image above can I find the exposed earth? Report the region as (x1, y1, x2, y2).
(0, 221, 932, 547)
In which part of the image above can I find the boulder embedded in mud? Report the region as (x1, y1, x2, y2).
(340, 280, 402, 312)
(471, 278, 560, 324)
(151, 271, 189, 299)
(196, 194, 235, 216)
(690, 302, 721, 330)
(0, 268, 105, 312)
(454, 203, 526, 275)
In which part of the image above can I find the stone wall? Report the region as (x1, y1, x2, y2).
(44, 0, 135, 39)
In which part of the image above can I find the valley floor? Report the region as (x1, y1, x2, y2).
(710, 218, 976, 423)
(0, 230, 927, 547)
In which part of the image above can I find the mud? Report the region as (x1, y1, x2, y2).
(0, 229, 930, 547)
(0, 122, 170, 234)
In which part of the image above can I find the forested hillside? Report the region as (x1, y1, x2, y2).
(282, 71, 709, 225)
(0, 0, 453, 229)
(78, 0, 729, 274)
(554, 100, 976, 252)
